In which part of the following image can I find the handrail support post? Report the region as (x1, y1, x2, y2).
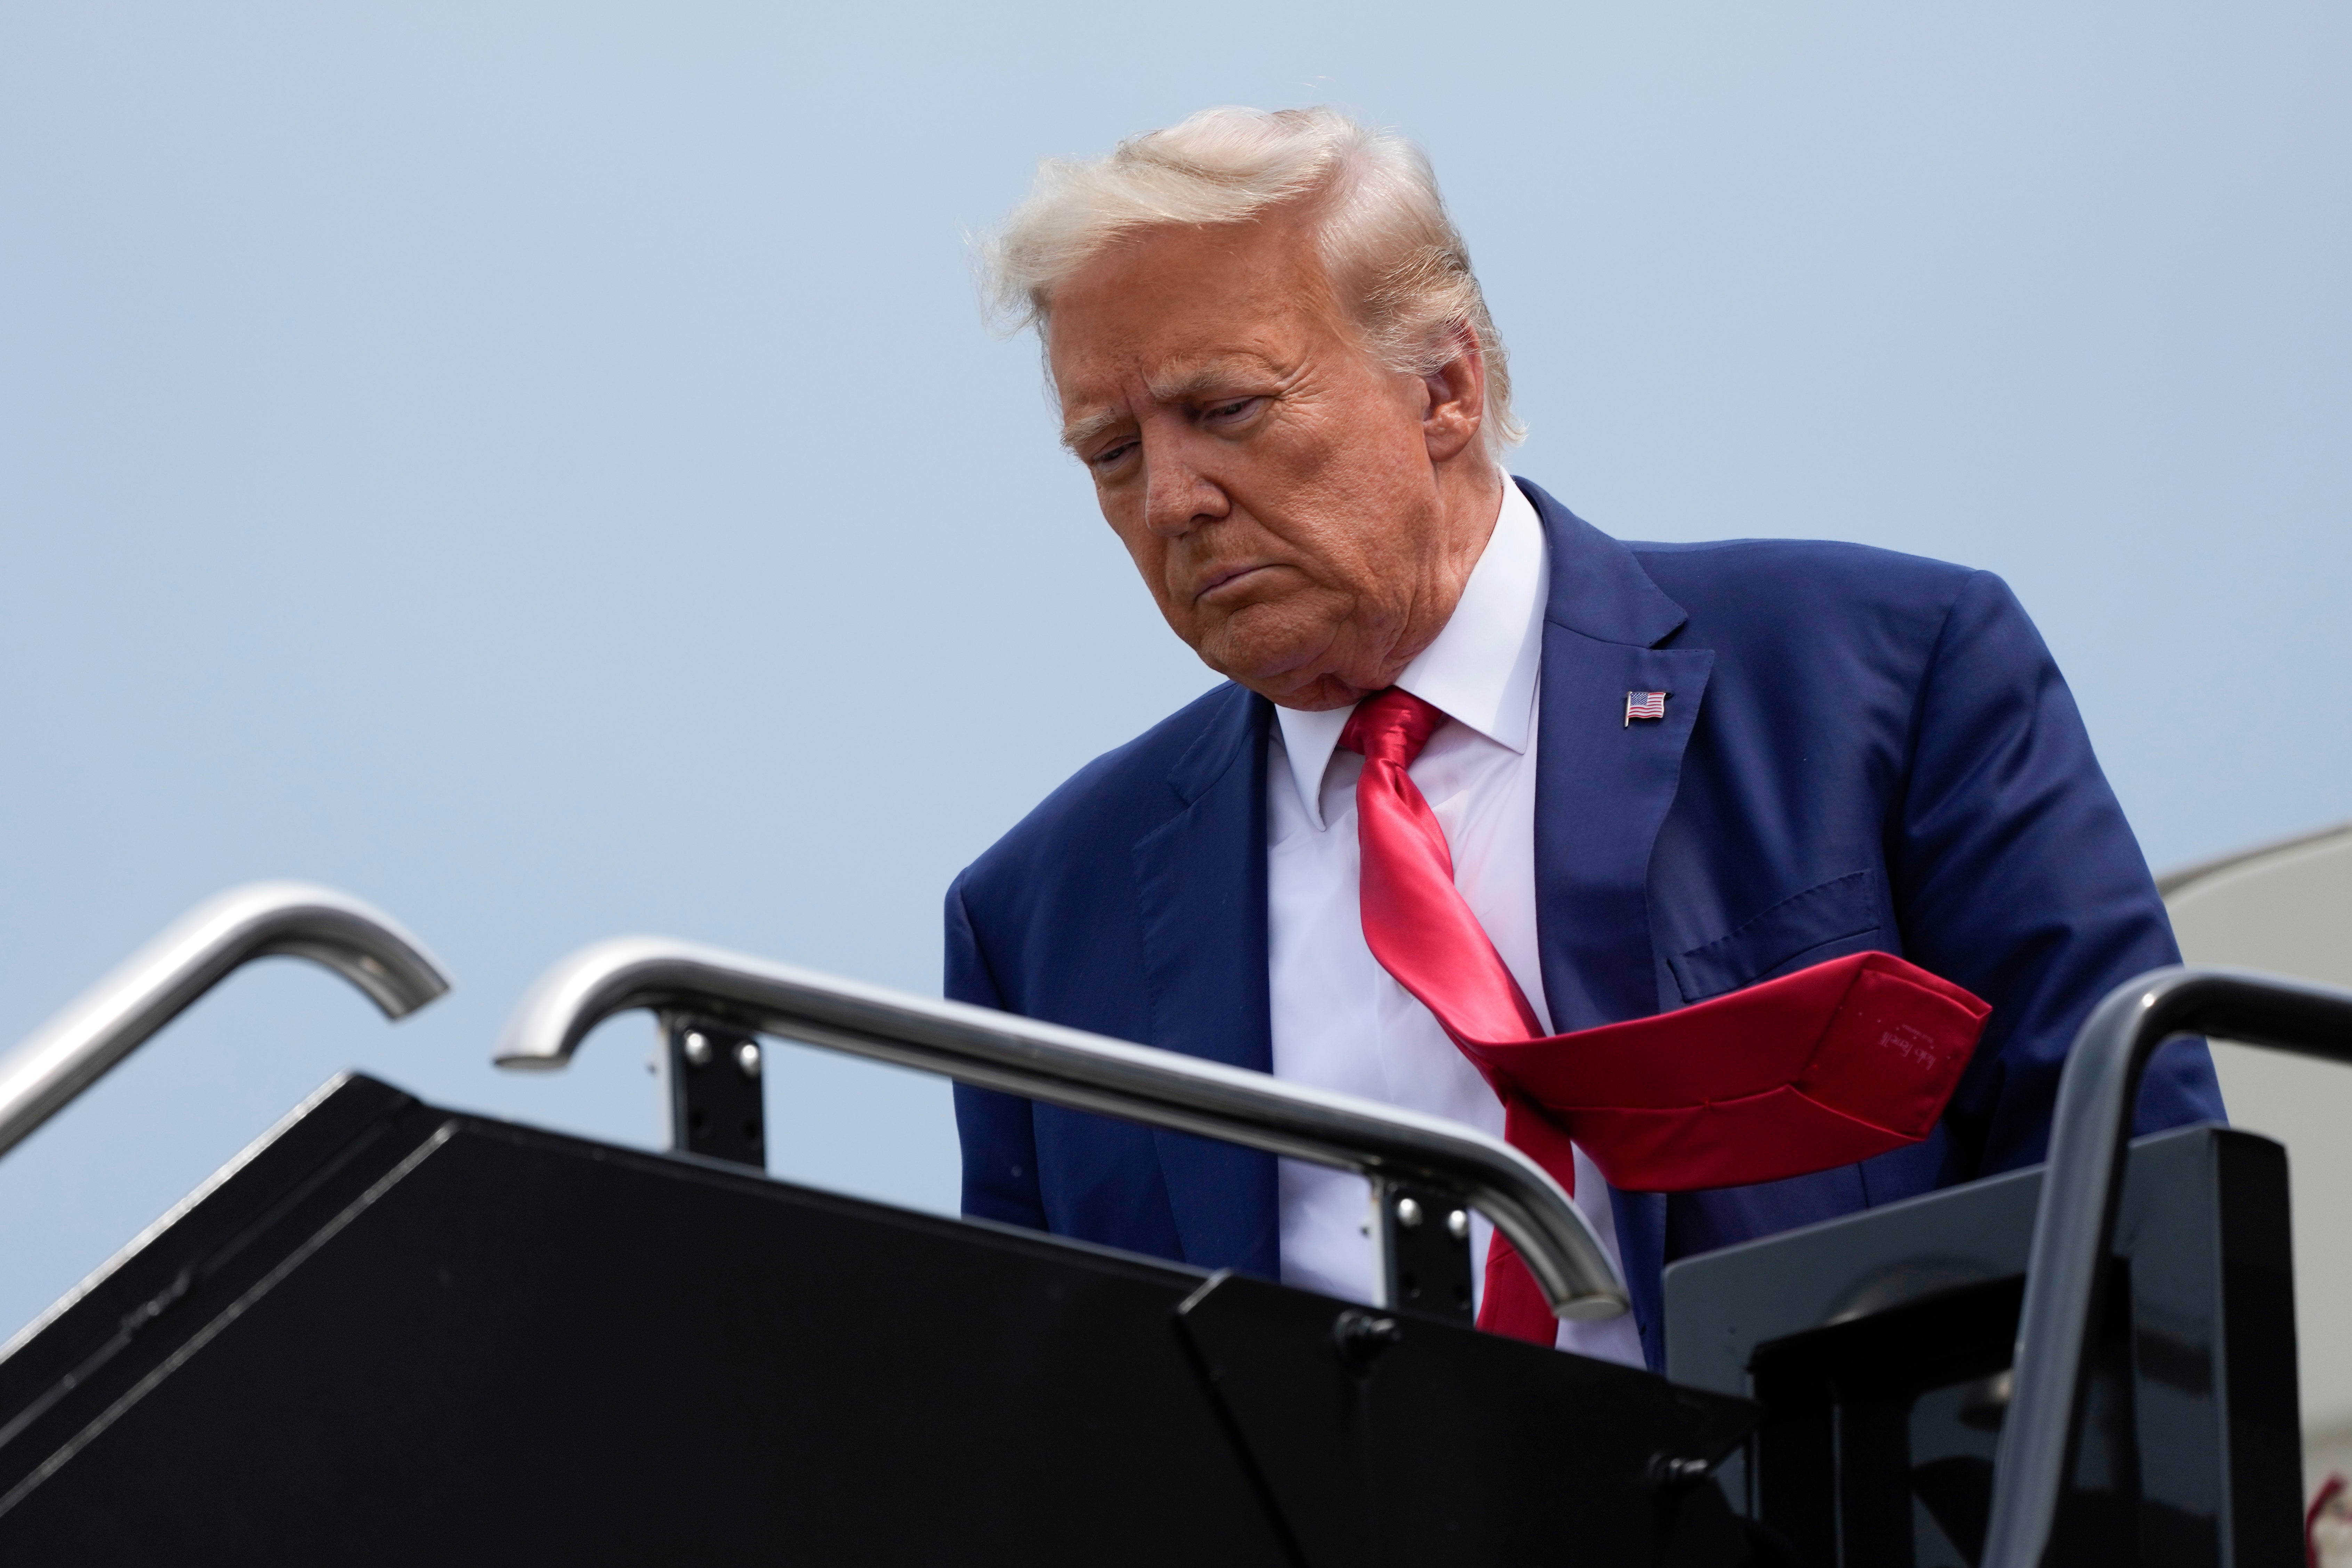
(657, 1012, 766, 1171)
(1369, 1176, 1475, 1324)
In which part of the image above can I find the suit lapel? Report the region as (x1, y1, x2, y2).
(1532, 621, 1715, 1027)
(1522, 481, 1713, 1365)
(1522, 479, 1713, 1029)
(1131, 685, 1281, 1277)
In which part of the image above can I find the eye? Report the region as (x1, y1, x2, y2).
(1088, 438, 1139, 472)
(1202, 396, 1263, 425)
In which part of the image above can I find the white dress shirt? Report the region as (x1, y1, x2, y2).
(1266, 476, 1646, 1365)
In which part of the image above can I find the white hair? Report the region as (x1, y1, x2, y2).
(981, 106, 1524, 452)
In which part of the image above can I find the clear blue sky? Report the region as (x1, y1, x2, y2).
(2, 1, 2345, 1337)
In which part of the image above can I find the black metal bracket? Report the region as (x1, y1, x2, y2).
(660, 1012, 766, 1169)
(1371, 1179, 1473, 1324)
(1331, 1308, 1405, 1372)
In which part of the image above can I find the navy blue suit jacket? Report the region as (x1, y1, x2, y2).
(946, 479, 2222, 1368)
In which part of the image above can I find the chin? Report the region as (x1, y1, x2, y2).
(1203, 644, 1359, 709)
(1201, 630, 1311, 686)
(1196, 602, 1336, 680)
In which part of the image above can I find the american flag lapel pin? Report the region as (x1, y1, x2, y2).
(1624, 690, 1668, 727)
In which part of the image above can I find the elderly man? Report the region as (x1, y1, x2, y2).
(948, 106, 2221, 1368)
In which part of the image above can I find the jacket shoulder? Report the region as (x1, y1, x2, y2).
(959, 680, 1259, 894)
(1624, 536, 1985, 612)
(1623, 537, 2018, 669)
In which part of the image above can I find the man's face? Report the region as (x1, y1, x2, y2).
(1048, 214, 1484, 709)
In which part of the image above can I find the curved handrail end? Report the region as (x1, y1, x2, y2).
(0, 881, 452, 1162)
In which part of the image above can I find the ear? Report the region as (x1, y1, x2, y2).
(1419, 325, 1487, 463)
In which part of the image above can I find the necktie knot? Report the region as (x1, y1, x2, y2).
(1339, 689, 1448, 769)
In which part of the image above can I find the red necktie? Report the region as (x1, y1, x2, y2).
(1338, 689, 1990, 1343)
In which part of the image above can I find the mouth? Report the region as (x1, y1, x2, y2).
(1192, 563, 1276, 603)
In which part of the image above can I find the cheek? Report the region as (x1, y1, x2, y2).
(1300, 428, 1431, 570)
(1247, 399, 1421, 556)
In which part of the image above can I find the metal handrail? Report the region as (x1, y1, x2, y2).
(0, 882, 452, 1160)
(1981, 965, 2352, 1568)
(493, 936, 1630, 1321)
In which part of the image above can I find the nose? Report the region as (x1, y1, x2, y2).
(1139, 433, 1230, 539)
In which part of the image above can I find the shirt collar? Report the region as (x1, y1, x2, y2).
(1274, 477, 1549, 831)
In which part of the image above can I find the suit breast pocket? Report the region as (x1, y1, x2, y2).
(1668, 870, 1885, 1003)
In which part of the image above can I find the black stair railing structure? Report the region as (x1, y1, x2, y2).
(21, 895, 2334, 1563)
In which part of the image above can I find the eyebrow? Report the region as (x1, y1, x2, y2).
(1148, 357, 1272, 406)
(1060, 408, 1127, 453)
(1059, 357, 1278, 453)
